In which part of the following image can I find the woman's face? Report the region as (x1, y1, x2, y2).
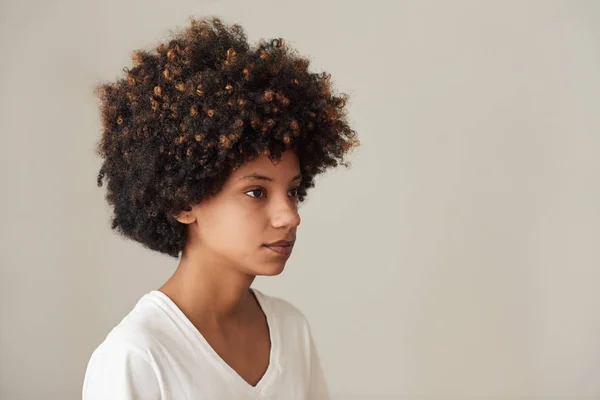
(180, 150, 302, 276)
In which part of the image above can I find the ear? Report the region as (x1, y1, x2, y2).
(173, 209, 197, 224)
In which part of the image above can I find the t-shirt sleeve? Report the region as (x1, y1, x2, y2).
(307, 326, 331, 400)
(82, 336, 161, 400)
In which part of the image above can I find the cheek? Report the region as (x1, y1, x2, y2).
(208, 207, 265, 250)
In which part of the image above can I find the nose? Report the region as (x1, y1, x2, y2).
(270, 196, 301, 230)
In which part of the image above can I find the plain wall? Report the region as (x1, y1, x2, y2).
(1, 0, 599, 398)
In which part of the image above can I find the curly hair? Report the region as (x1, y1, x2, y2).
(94, 17, 359, 258)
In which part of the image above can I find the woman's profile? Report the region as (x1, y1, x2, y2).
(82, 16, 358, 399)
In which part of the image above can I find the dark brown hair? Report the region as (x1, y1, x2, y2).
(95, 17, 358, 258)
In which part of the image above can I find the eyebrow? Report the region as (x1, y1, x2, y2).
(238, 172, 303, 183)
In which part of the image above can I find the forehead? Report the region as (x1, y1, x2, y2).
(229, 151, 300, 179)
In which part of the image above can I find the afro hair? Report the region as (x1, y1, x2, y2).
(94, 17, 359, 258)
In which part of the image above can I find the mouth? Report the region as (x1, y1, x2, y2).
(263, 242, 294, 256)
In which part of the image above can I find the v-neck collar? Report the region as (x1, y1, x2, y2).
(148, 288, 281, 395)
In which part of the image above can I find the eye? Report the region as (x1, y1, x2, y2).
(288, 187, 300, 198)
(245, 188, 266, 199)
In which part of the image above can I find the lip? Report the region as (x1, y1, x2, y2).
(266, 240, 294, 247)
(263, 240, 295, 256)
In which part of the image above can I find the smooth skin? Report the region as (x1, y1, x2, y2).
(159, 150, 302, 386)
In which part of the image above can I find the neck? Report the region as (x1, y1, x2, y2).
(159, 244, 256, 325)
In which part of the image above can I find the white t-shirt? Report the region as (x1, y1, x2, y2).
(82, 289, 329, 399)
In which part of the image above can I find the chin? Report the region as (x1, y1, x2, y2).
(249, 245, 293, 276)
(254, 261, 287, 276)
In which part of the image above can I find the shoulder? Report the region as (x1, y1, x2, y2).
(100, 291, 172, 350)
(83, 335, 161, 399)
(84, 291, 167, 368)
(82, 292, 168, 398)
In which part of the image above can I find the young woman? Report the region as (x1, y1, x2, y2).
(82, 17, 358, 399)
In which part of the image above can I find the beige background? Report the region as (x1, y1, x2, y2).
(1, 0, 599, 399)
